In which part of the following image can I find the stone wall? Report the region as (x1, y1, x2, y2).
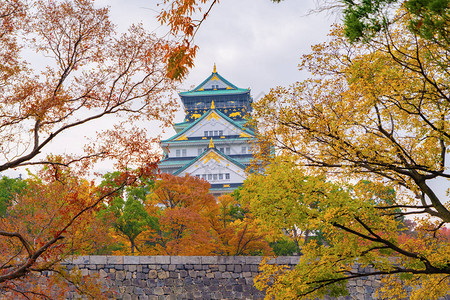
(63, 256, 381, 299)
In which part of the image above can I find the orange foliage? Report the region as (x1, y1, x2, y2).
(143, 174, 272, 256)
(0, 166, 115, 298)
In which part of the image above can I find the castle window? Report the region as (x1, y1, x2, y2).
(209, 130, 213, 136)
(182, 149, 187, 156)
(213, 174, 218, 181)
(219, 130, 223, 136)
(241, 146, 246, 154)
(214, 130, 218, 136)
(219, 174, 223, 180)
(225, 147, 230, 155)
(208, 174, 212, 180)
(204, 131, 208, 137)
(202, 174, 207, 180)
(219, 147, 224, 153)
(225, 173, 230, 180)
(176, 149, 180, 157)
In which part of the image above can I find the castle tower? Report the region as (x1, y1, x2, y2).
(159, 66, 255, 196)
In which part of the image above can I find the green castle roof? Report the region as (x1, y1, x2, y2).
(161, 107, 255, 144)
(179, 67, 249, 97)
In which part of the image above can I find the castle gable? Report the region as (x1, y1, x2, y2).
(162, 109, 255, 144)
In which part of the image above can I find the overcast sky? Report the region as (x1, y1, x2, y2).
(4, 0, 337, 178)
(98, 0, 336, 136)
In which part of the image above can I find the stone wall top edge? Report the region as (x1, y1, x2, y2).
(64, 255, 300, 265)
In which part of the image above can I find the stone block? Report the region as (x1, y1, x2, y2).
(245, 256, 262, 265)
(148, 270, 158, 279)
(71, 256, 90, 265)
(99, 269, 108, 278)
(122, 294, 132, 300)
(209, 264, 219, 271)
(179, 270, 187, 278)
(116, 271, 126, 281)
(157, 271, 169, 279)
(202, 256, 218, 264)
(134, 287, 144, 295)
(233, 256, 246, 264)
(153, 256, 170, 264)
(126, 271, 132, 280)
(139, 256, 156, 264)
(188, 270, 197, 278)
(234, 264, 242, 272)
(81, 269, 89, 276)
(194, 264, 202, 270)
(218, 264, 226, 272)
(168, 264, 176, 271)
(89, 256, 107, 264)
(250, 265, 259, 272)
(277, 256, 291, 265)
(124, 256, 140, 265)
(153, 287, 164, 296)
(242, 272, 252, 278)
(128, 265, 137, 272)
(216, 256, 229, 265)
(289, 256, 301, 265)
(107, 256, 124, 265)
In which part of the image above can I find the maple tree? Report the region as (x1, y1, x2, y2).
(144, 173, 218, 255)
(0, 166, 117, 298)
(248, 4, 450, 298)
(141, 173, 272, 256)
(0, 0, 183, 297)
(210, 194, 273, 256)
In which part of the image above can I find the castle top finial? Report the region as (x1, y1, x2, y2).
(211, 100, 215, 109)
(209, 137, 215, 148)
(213, 63, 216, 73)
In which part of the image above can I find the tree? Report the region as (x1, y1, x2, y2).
(210, 194, 273, 256)
(98, 172, 157, 255)
(0, 0, 177, 173)
(0, 0, 179, 296)
(241, 160, 449, 299)
(338, 0, 450, 45)
(0, 176, 27, 216)
(249, 5, 450, 298)
(0, 166, 115, 298)
(144, 173, 218, 255)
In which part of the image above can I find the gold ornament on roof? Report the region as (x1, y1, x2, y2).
(209, 137, 215, 148)
(213, 63, 217, 73)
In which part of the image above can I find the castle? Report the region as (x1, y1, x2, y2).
(159, 65, 256, 196)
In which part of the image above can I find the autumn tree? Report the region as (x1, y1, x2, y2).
(249, 4, 450, 299)
(0, 166, 118, 298)
(210, 194, 273, 256)
(0, 0, 182, 296)
(144, 173, 218, 255)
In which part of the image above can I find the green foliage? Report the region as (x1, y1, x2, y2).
(0, 176, 27, 216)
(99, 172, 157, 254)
(340, 0, 449, 44)
(270, 238, 300, 256)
